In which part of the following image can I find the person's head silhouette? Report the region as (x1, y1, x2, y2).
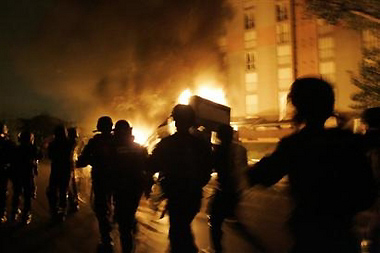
(172, 104, 195, 134)
(288, 77, 334, 127)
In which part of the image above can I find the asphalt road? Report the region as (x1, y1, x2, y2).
(0, 161, 277, 253)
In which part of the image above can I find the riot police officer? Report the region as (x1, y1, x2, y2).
(149, 105, 212, 253)
(0, 123, 15, 223)
(77, 116, 114, 252)
(111, 120, 148, 253)
(47, 125, 72, 221)
(11, 130, 41, 224)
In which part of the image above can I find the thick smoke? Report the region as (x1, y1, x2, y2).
(13, 0, 231, 132)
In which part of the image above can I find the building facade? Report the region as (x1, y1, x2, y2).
(223, 0, 374, 121)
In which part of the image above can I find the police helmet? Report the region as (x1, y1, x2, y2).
(95, 116, 113, 133)
(19, 130, 34, 144)
(114, 120, 132, 135)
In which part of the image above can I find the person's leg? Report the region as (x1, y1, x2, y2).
(0, 172, 8, 221)
(209, 192, 226, 253)
(115, 190, 142, 253)
(46, 174, 59, 218)
(93, 181, 113, 248)
(168, 196, 201, 253)
(22, 176, 33, 224)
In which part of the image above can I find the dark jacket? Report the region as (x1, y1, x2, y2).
(149, 132, 212, 198)
(248, 127, 376, 217)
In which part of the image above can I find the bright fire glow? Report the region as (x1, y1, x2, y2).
(196, 87, 227, 105)
(133, 127, 151, 146)
(178, 89, 192, 105)
(177, 87, 228, 106)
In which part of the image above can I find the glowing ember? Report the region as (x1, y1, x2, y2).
(133, 127, 151, 146)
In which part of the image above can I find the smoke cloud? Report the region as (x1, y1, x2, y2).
(11, 0, 232, 132)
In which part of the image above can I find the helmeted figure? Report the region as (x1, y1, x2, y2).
(208, 124, 248, 253)
(77, 116, 114, 252)
(111, 120, 148, 253)
(47, 125, 72, 221)
(11, 130, 41, 224)
(0, 123, 15, 223)
(247, 77, 376, 253)
(149, 105, 212, 253)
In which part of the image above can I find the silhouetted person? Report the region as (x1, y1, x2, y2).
(208, 124, 248, 253)
(362, 107, 380, 253)
(77, 116, 114, 252)
(0, 123, 15, 223)
(247, 77, 376, 253)
(149, 104, 212, 253)
(67, 127, 80, 213)
(11, 130, 41, 224)
(47, 125, 72, 221)
(111, 120, 148, 253)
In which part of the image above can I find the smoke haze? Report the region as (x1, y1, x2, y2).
(3, 0, 231, 132)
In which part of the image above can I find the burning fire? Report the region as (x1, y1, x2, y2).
(178, 86, 228, 106)
(132, 127, 151, 146)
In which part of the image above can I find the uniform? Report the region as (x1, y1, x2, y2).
(111, 121, 148, 252)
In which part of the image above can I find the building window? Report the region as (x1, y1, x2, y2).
(278, 91, 289, 120)
(244, 10, 255, 30)
(276, 2, 288, 22)
(245, 72, 258, 92)
(278, 67, 293, 90)
(363, 30, 380, 49)
(276, 23, 291, 44)
(246, 51, 256, 71)
(318, 37, 335, 59)
(319, 61, 336, 83)
(277, 44, 292, 65)
(244, 30, 257, 48)
(246, 94, 258, 115)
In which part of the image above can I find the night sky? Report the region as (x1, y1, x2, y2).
(1, 0, 231, 130)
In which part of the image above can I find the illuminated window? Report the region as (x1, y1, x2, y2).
(245, 72, 258, 92)
(277, 44, 291, 65)
(276, 2, 288, 22)
(363, 30, 380, 49)
(318, 37, 335, 59)
(276, 23, 291, 44)
(246, 94, 258, 115)
(244, 10, 255, 30)
(319, 61, 336, 83)
(246, 51, 256, 71)
(278, 67, 293, 89)
(244, 30, 257, 48)
(278, 91, 289, 120)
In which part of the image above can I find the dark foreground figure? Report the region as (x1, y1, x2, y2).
(77, 116, 114, 252)
(248, 77, 376, 253)
(209, 124, 248, 253)
(150, 105, 212, 253)
(47, 125, 72, 221)
(11, 130, 41, 224)
(0, 123, 15, 223)
(362, 107, 380, 253)
(111, 120, 148, 253)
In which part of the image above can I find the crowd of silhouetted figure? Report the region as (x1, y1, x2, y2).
(0, 77, 380, 253)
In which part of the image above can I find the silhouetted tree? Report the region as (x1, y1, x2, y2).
(305, 0, 380, 27)
(351, 48, 380, 109)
